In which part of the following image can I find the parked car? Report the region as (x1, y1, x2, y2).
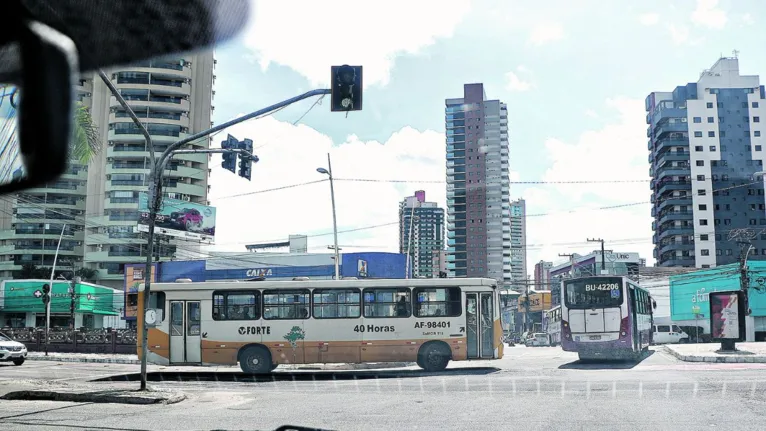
(525, 333, 551, 347)
(0, 332, 27, 366)
(652, 324, 689, 344)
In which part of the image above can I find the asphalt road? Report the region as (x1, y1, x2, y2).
(1, 346, 766, 430)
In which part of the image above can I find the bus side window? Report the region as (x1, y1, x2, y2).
(413, 287, 461, 317)
(313, 288, 361, 318)
(363, 288, 411, 318)
(148, 292, 166, 322)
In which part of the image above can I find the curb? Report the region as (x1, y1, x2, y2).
(26, 356, 140, 365)
(1, 389, 185, 405)
(24, 356, 414, 369)
(663, 346, 766, 363)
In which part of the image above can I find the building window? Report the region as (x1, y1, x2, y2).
(694, 131, 703, 137)
(701, 249, 710, 256)
(697, 175, 705, 181)
(700, 234, 709, 240)
(707, 117, 714, 123)
(697, 189, 706, 196)
(708, 131, 715, 137)
(754, 102, 760, 108)
(755, 116, 761, 123)
(709, 146, 716, 151)
(756, 145, 763, 151)
(756, 131, 761, 137)
(693, 117, 702, 123)
(699, 204, 707, 211)
(707, 102, 714, 108)
(696, 160, 704, 166)
(695, 145, 703, 151)
(699, 219, 708, 225)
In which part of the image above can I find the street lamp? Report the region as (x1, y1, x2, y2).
(317, 153, 340, 279)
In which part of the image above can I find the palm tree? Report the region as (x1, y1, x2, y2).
(70, 101, 102, 164)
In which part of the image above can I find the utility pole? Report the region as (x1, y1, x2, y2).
(69, 277, 76, 330)
(587, 238, 606, 273)
(558, 253, 575, 277)
(524, 278, 531, 334)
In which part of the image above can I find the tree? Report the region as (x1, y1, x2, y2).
(75, 267, 99, 282)
(70, 101, 102, 164)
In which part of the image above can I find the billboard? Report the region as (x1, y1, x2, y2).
(709, 290, 746, 342)
(518, 292, 551, 312)
(137, 192, 216, 243)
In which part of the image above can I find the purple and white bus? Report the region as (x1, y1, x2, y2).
(560, 276, 655, 361)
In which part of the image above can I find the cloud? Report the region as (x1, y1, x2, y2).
(524, 97, 654, 269)
(243, 0, 472, 88)
(691, 0, 727, 29)
(584, 109, 599, 119)
(505, 66, 535, 92)
(638, 13, 660, 26)
(666, 24, 704, 46)
(205, 114, 447, 255)
(527, 22, 565, 46)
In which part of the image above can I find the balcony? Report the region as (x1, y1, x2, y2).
(657, 226, 694, 242)
(656, 195, 692, 213)
(109, 111, 190, 128)
(109, 95, 190, 112)
(654, 122, 688, 138)
(654, 164, 690, 179)
(115, 77, 191, 96)
(117, 60, 192, 79)
(654, 138, 689, 154)
(657, 210, 693, 224)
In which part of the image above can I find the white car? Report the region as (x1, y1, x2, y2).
(0, 333, 27, 366)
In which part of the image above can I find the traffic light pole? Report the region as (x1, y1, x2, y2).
(138, 88, 331, 391)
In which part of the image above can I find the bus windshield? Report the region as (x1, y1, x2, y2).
(564, 278, 623, 309)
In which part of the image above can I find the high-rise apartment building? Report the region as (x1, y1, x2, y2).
(533, 260, 552, 289)
(445, 83, 511, 287)
(510, 198, 527, 286)
(399, 191, 445, 278)
(648, 57, 766, 268)
(0, 54, 215, 285)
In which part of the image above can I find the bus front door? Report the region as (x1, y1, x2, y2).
(169, 300, 202, 364)
(466, 292, 495, 359)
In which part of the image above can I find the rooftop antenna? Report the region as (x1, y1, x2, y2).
(733, 49, 740, 59)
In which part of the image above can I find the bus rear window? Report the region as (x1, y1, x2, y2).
(564, 278, 623, 308)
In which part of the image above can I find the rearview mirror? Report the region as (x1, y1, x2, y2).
(0, 18, 77, 194)
(0, 0, 249, 194)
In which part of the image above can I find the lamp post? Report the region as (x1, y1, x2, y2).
(317, 153, 340, 279)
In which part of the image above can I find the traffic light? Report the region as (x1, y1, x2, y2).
(41, 283, 50, 305)
(331, 65, 363, 112)
(238, 138, 254, 180)
(221, 134, 238, 173)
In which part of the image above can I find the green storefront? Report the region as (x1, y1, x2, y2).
(0, 279, 119, 328)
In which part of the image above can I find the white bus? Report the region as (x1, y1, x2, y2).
(543, 305, 562, 347)
(560, 276, 655, 361)
(137, 278, 504, 373)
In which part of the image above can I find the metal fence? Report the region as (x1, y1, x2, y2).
(1, 327, 137, 354)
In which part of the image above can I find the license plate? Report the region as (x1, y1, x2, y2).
(589, 335, 602, 340)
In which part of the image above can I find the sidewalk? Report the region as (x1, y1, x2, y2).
(25, 352, 413, 370)
(664, 342, 766, 363)
(26, 352, 139, 364)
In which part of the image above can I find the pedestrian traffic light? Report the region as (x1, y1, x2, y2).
(331, 65, 363, 112)
(221, 134, 238, 173)
(238, 138, 254, 181)
(41, 283, 50, 305)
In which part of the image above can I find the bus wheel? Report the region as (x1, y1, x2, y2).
(418, 342, 451, 372)
(239, 346, 272, 374)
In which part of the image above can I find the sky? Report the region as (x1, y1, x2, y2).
(200, 0, 766, 276)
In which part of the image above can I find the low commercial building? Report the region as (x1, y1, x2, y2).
(0, 279, 124, 329)
(122, 251, 409, 325)
(669, 262, 766, 342)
